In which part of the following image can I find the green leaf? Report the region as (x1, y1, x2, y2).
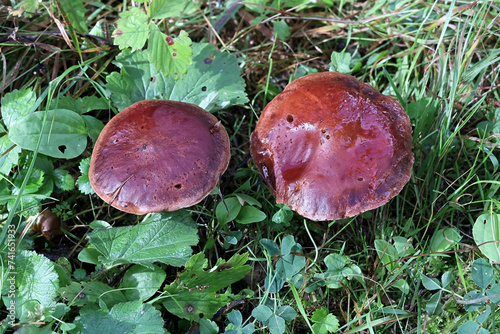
(0, 135, 21, 175)
(60, 281, 128, 308)
(78, 301, 164, 333)
(420, 274, 441, 291)
(50, 96, 109, 114)
(272, 205, 293, 225)
(8, 109, 88, 159)
(87, 211, 198, 268)
(374, 239, 399, 271)
(1, 89, 36, 129)
(1, 250, 59, 321)
(235, 206, 266, 224)
(120, 264, 166, 302)
(268, 314, 286, 334)
(425, 290, 442, 315)
(463, 290, 485, 312)
(311, 307, 340, 334)
(77, 157, 94, 195)
(252, 305, 273, 322)
(150, 0, 197, 19)
(53, 168, 75, 191)
(472, 258, 494, 289)
(148, 25, 193, 79)
(273, 20, 290, 40)
(473, 213, 500, 262)
(227, 310, 243, 327)
(199, 318, 219, 334)
(176, 252, 252, 292)
(106, 42, 248, 112)
(476, 305, 491, 324)
(429, 227, 462, 253)
(276, 305, 296, 321)
(82, 115, 105, 144)
(59, 0, 88, 33)
(216, 197, 242, 225)
(329, 51, 353, 74)
(113, 7, 149, 50)
(486, 283, 500, 303)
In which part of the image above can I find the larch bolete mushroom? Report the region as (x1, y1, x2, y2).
(250, 72, 414, 221)
(89, 100, 230, 215)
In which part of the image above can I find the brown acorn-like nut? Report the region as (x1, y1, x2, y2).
(31, 209, 65, 240)
(250, 72, 414, 221)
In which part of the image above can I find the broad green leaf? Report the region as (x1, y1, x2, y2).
(83, 281, 128, 308)
(78, 301, 164, 333)
(0, 135, 21, 175)
(252, 305, 273, 322)
(268, 315, 286, 334)
(49, 96, 109, 114)
(227, 310, 243, 327)
(1, 250, 58, 321)
(457, 321, 482, 334)
(471, 258, 494, 289)
(311, 307, 340, 334)
(1, 89, 36, 129)
(235, 206, 266, 224)
(463, 290, 485, 312)
(77, 157, 94, 195)
(392, 236, 415, 257)
(120, 264, 166, 302)
(150, 0, 196, 19)
(441, 271, 453, 289)
(425, 290, 442, 315)
(476, 304, 491, 324)
(82, 115, 104, 144)
(473, 213, 500, 262)
(216, 197, 242, 225)
(486, 283, 500, 303)
(162, 288, 237, 321)
(276, 305, 296, 321)
(273, 20, 290, 40)
(429, 227, 461, 253)
(176, 253, 252, 292)
(53, 168, 75, 191)
(272, 205, 293, 225)
(260, 239, 280, 256)
(148, 25, 192, 79)
(420, 274, 441, 291)
(59, 0, 88, 33)
(9, 109, 88, 159)
(199, 318, 219, 334)
(87, 211, 198, 268)
(106, 43, 248, 112)
(113, 7, 149, 50)
(374, 239, 399, 271)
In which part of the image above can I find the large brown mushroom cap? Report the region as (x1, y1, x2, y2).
(250, 72, 414, 221)
(89, 100, 230, 215)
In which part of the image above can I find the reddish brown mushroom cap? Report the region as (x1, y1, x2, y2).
(89, 100, 230, 215)
(250, 72, 414, 221)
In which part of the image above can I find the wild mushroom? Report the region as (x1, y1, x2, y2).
(89, 100, 230, 215)
(250, 72, 414, 221)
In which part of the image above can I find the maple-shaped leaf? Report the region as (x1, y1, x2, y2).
(148, 24, 192, 79)
(113, 7, 149, 50)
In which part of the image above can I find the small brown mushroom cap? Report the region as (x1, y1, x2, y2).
(89, 100, 230, 215)
(250, 72, 414, 221)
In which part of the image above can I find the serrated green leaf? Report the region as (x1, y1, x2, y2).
(473, 213, 500, 262)
(8, 109, 88, 159)
(148, 25, 192, 79)
(0, 135, 21, 175)
(59, 0, 88, 33)
(311, 307, 340, 334)
(329, 51, 353, 74)
(113, 7, 149, 50)
(472, 258, 494, 289)
(1, 251, 58, 321)
(235, 206, 266, 224)
(106, 42, 248, 112)
(177, 252, 251, 292)
(273, 20, 290, 41)
(150, 0, 196, 19)
(78, 301, 164, 333)
(120, 264, 166, 302)
(1, 89, 36, 129)
(53, 168, 75, 191)
(77, 157, 94, 195)
(87, 211, 198, 268)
